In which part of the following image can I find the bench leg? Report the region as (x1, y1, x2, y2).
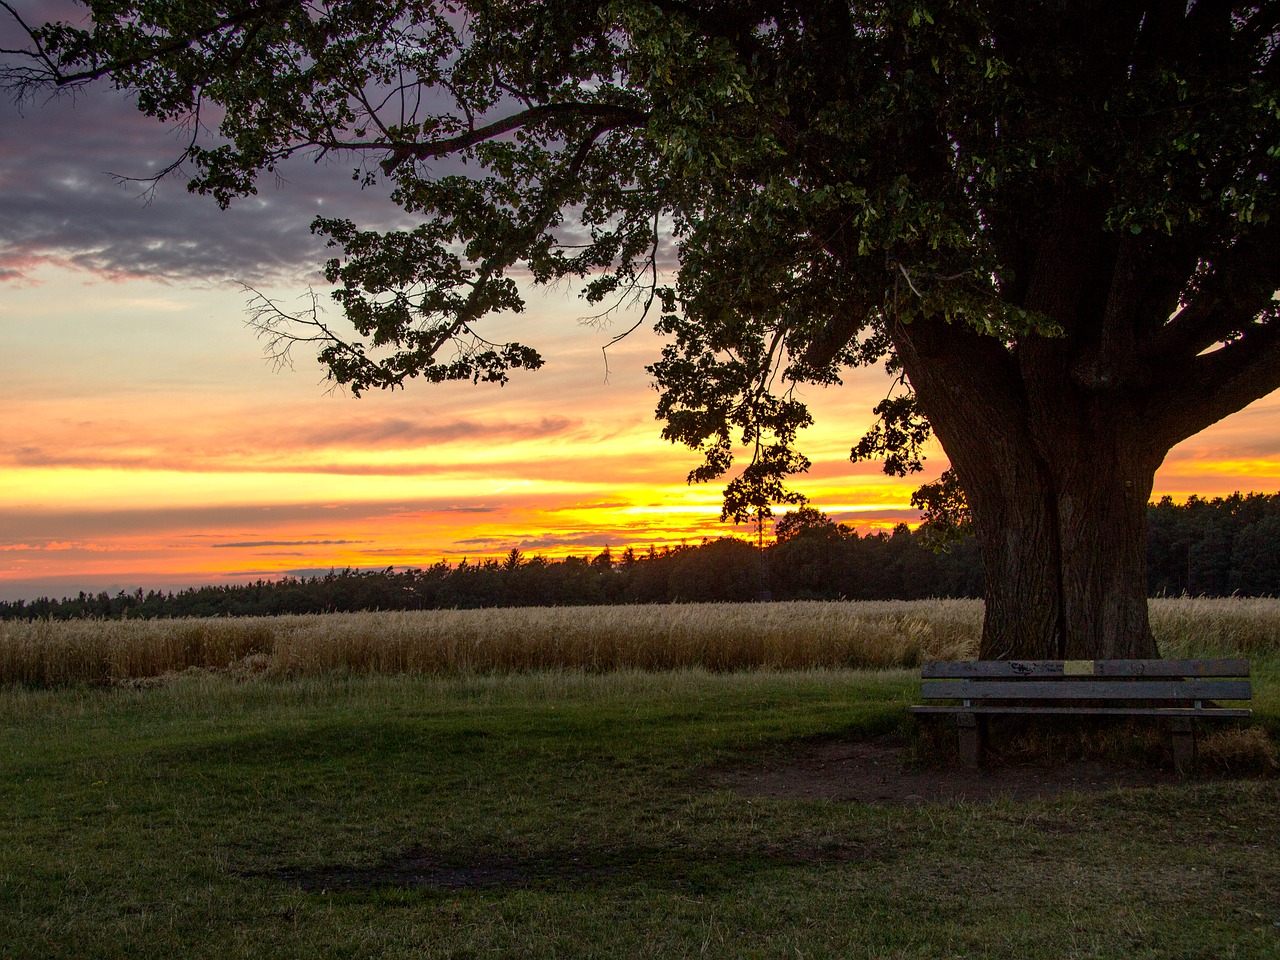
(956, 713, 985, 768)
(1170, 718, 1196, 777)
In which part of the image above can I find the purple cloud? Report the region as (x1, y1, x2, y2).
(0, 41, 414, 286)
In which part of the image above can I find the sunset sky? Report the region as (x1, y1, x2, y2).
(3, 7, 1280, 603)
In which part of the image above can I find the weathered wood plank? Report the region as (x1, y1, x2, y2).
(918, 679, 1252, 701)
(911, 658, 1253, 778)
(1090, 659, 1250, 678)
(907, 705, 1253, 717)
(919, 659, 1250, 679)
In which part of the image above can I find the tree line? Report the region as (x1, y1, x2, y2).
(2, 493, 1277, 622)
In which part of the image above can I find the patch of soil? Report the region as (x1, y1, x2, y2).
(709, 734, 1189, 805)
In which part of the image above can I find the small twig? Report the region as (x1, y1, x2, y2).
(897, 262, 923, 298)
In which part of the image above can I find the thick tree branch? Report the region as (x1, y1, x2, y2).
(1152, 292, 1275, 362)
(3, 0, 298, 92)
(891, 314, 1027, 447)
(1147, 224, 1280, 359)
(379, 102, 647, 174)
(1151, 317, 1280, 447)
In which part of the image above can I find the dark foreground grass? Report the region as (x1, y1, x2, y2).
(1, 667, 1278, 960)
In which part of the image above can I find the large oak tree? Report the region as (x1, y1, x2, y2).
(4, 0, 1278, 659)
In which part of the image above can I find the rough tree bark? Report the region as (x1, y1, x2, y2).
(885, 196, 1180, 660)
(893, 311, 1165, 661)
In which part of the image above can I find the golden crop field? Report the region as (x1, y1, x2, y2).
(2, 597, 1279, 687)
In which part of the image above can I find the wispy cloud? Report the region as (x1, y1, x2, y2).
(211, 539, 369, 549)
(0, 540, 111, 552)
(545, 500, 632, 512)
(3, 414, 589, 474)
(453, 530, 677, 552)
(295, 415, 578, 448)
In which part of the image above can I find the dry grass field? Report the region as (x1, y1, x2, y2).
(3, 597, 1279, 686)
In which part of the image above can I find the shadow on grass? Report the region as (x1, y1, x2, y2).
(263, 839, 884, 895)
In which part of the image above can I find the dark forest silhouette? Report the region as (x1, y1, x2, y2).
(3, 493, 1278, 621)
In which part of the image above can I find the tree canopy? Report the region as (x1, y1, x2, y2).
(4, 0, 1279, 658)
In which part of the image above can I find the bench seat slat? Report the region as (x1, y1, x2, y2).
(908, 705, 1252, 718)
(919, 679, 1252, 701)
(920, 659, 1250, 679)
(910, 658, 1253, 775)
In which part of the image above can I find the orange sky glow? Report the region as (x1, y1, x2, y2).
(4, 264, 1280, 602)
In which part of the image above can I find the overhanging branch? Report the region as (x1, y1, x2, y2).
(379, 102, 648, 174)
(1148, 224, 1280, 359)
(1150, 316, 1280, 446)
(1, 0, 299, 94)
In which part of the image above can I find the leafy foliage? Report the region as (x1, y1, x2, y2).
(910, 466, 972, 549)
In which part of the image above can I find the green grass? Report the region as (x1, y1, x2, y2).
(2, 668, 1278, 959)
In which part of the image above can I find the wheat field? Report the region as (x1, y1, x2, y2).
(2, 597, 1278, 686)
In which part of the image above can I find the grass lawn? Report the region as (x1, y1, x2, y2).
(2, 667, 1277, 959)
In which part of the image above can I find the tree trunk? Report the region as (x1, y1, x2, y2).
(891, 315, 1162, 661)
(964, 429, 1162, 661)
(1037, 423, 1162, 661)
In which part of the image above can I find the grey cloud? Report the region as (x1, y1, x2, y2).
(6, 415, 581, 471)
(366, 504, 503, 517)
(552, 216, 681, 276)
(0, 71, 646, 292)
(452, 531, 665, 552)
(828, 509, 919, 524)
(6, 449, 558, 478)
(0, 498, 505, 542)
(0, 87, 409, 285)
(1166, 439, 1280, 461)
(298, 415, 577, 448)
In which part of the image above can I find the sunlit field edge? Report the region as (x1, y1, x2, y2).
(3, 598, 1279, 687)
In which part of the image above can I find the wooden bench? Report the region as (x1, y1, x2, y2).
(909, 658, 1252, 775)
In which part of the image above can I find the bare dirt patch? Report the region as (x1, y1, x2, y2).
(709, 734, 1193, 805)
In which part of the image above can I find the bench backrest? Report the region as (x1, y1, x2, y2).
(918, 659, 1251, 703)
(921, 659, 1249, 678)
